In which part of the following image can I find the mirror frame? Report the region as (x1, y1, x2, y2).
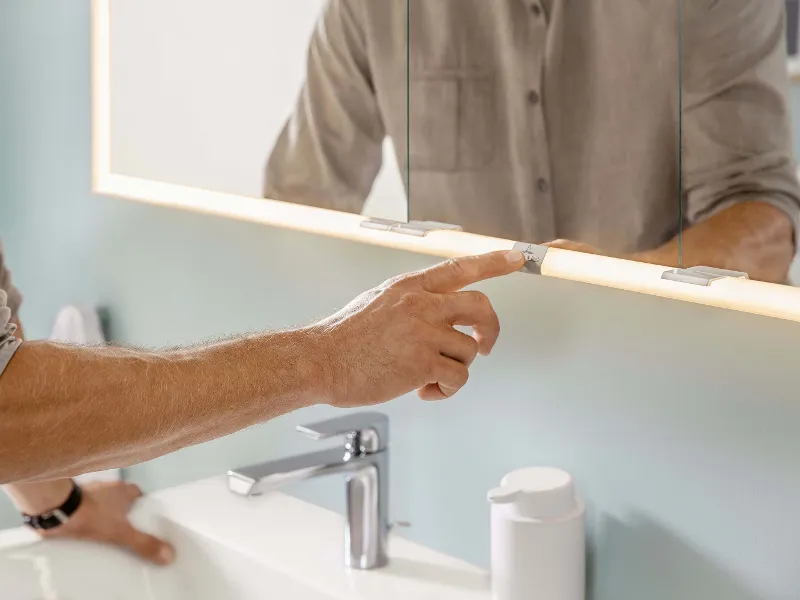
(90, 0, 800, 324)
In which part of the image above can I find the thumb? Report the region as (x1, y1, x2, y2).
(118, 524, 175, 566)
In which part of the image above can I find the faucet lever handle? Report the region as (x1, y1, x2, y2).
(296, 412, 389, 453)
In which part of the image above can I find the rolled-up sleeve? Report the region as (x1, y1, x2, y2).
(0, 242, 22, 321)
(0, 243, 22, 377)
(0, 289, 21, 377)
(682, 0, 800, 241)
(264, 0, 385, 213)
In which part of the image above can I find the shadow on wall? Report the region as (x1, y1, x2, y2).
(587, 514, 761, 600)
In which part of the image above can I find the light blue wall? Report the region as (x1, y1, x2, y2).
(3, 3, 800, 599)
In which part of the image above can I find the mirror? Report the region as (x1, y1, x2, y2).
(106, 0, 410, 222)
(95, 0, 800, 322)
(679, 0, 800, 286)
(406, 0, 683, 268)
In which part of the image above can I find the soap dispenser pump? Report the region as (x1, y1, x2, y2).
(488, 467, 585, 600)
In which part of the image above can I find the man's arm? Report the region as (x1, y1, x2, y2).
(1, 258, 174, 564)
(628, 202, 794, 282)
(549, 3, 799, 283)
(678, 0, 799, 282)
(0, 331, 324, 482)
(264, 0, 385, 212)
(0, 251, 524, 484)
(547, 202, 793, 282)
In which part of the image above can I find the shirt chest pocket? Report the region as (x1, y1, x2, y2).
(409, 73, 497, 172)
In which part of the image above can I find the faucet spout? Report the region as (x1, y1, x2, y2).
(227, 413, 391, 570)
(228, 448, 349, 496)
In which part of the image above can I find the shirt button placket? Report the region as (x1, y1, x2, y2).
(527, 2, 556, 241)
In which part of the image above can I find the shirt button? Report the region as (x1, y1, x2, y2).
(537, 178, 550, 193)
(527, 90, 540, 105)
(530, 3, 542, 17)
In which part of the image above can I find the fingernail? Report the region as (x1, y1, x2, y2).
(158, 545, 175, 565)
(506, 250, 524, 264)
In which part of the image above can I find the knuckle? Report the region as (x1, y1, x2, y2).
(454, 365, 469, 387)
(383, 274, 410, 290)
(399, 291, 429, 314)
(422, 354, 439, 379)
(446, 258, 468, 279)
(472, 291, 492, 311)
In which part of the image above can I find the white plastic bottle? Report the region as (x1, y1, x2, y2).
(488, 467, 585, 600)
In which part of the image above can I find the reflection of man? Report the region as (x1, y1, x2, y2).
(266, 0, 800, 283)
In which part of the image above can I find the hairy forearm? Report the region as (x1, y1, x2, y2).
(632, 202, 795, 283)
(0, 330, 327, 484)
(0, 319, 70, 511)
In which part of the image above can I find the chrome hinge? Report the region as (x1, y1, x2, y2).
(661, 266, 749, 287)
(360, 218, 463, 237)
(512, 242, 549, 275)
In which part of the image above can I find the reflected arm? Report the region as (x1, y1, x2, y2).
(632, 202, 794, 283)
(264, 0, 385, 213)
(677, 0, 799, 282)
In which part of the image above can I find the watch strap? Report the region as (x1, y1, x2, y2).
(23, 482, 83, 530)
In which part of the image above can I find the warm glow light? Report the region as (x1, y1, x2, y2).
(92, 0, 800, 324)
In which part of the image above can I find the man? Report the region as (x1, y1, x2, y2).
(0, 243, 525, 563)
(265, 0, 799, 283)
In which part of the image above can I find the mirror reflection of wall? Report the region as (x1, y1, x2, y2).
(403, 0, 682, 268)
(109, 0, 409, 221)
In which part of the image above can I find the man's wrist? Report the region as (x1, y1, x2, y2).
(5, 478, 74, 515)
(286, 326, 338, 407)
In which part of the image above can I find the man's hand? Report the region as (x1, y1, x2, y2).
(315, 250, 525, 406)
(0, 251, 525, 482)
(38, 481, 174, 566)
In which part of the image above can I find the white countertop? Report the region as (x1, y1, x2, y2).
(0, 476, 490, 599)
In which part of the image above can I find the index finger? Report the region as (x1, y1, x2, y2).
(419, 250, 525, 294)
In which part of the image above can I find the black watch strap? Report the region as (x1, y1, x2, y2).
(23, 482, 83, 530)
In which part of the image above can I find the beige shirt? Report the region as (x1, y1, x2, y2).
(0, 243, 22, 377)
(265, 0, 800, 254)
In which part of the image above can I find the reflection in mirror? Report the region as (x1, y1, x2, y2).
(680, 0, 800, 285)
(406, 0, 683, 268)
(109, 0, 409, 221)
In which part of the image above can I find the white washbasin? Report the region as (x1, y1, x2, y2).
(0, 476, 490, 599)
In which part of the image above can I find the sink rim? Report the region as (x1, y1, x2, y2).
(0, 475, 490, 600)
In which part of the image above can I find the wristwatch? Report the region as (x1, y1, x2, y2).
(22, 482, 83, 530)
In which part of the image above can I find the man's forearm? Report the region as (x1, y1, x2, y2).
(0, 330, 327, 484)
(632, 202, 795, 283)
(1, 318, 72, 511)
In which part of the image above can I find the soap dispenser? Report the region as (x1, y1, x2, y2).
(488, 467, 585, 600)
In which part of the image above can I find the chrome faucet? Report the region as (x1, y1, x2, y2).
(227, 412, 390, 570)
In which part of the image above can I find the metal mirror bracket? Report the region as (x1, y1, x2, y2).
(360, 218, 463, 237)
(661, 266, 750, 287)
